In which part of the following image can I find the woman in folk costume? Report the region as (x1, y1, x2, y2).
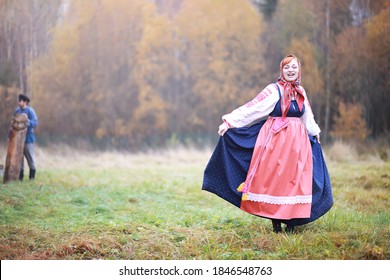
(202, 54, 333, 233)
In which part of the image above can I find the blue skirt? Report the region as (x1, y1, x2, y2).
(202, 121, 333, 226)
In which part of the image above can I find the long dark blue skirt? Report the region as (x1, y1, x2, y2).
(202, 121, 333, 226)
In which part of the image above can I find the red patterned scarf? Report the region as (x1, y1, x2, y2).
(276, 55, 305, 118)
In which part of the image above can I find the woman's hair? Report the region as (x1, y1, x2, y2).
(280, 54, 300, 69)
(278, 54, 301, 83)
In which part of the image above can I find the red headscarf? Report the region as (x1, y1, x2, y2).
(277, 54, 305, 118)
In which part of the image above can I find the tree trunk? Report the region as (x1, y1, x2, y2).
(323, 0, 331, 143)
(3, 113, 28, 184)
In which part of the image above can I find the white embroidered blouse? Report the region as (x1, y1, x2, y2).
(222, 83, 321, 136)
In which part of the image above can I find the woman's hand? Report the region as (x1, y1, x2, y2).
(218, 122, 230, 136)
(315, 134, 321, 144)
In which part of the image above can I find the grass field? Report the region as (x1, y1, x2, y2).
(0, 144, 389, 260)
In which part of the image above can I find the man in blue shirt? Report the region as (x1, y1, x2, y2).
(13, 94, 39, 180)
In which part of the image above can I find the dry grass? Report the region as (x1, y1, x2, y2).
(30, 144, 212, 170)
(0, 140, 386, 170)
(325, 140, 386, 163)
(326, 141, 360, 162)
(0, 141, 389, 260)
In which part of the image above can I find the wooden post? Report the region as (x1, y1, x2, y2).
(3, 113, 28, 184)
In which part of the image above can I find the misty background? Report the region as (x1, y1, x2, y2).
(0, 0, 389, 151)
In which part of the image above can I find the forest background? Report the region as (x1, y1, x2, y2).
(0, 0, 389, 151)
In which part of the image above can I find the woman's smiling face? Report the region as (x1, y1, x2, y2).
(282, 58, 299, 82)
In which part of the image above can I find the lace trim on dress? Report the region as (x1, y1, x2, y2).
(246, 193, 312, 204)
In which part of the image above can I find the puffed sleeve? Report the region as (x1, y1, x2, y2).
(300, 87, 321, 136)
(222, 84, 279, 128)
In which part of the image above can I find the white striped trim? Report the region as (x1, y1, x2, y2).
(246, 193, 312, 205)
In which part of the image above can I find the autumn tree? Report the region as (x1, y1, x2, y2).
(174, 0, 267, 136)
(0, 0, 61, 92)
(330, 101, 370, 142)
(363, 6, 390, 136)
(2, 0, 388, 149)
(30, 0, 170, 147)
(331, 4, 390, 138)
(287, 37, 325, 124)
(260, 0, 319, 76)
(0, 0, 61, 139)
(128, 3, 174, 146)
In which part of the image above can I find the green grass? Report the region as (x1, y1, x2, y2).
(0, 148, 389, 260)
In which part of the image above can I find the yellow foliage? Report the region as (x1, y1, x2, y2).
(330, 101, 370, 142)
(288, 37, 324, 101)
(95, 127, 106, 139)
(2, 0, 388, 149)
(175, 0, 266, 131)
(364, 7, 390, 84)
(365, 7, 390, 54)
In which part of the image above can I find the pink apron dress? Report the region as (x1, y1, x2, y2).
(239, 85, 312, 219)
